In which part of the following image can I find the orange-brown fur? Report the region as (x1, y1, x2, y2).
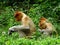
(8, 11, 36, 37)
(14, 11, 23, 21)
(39, 17, 47, 29)
(38, 17, 58, 36)
(15, 11, 36, 36)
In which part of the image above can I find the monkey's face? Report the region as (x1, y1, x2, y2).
(14, 11, 23, 21)
(39, 18, 46, 26)
(39, 17, 47, 29)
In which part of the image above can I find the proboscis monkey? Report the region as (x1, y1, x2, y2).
(38, 17, 58, 36)
(8, 11, 36, 38)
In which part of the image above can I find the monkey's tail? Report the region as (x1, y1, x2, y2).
(53, 29, 58, 37)
(52, 25, 58, 37)
(55, 30, 58, 37)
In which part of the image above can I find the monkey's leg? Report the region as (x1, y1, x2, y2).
(38, 29, 49, 35)
(17, 25, 31, 38)
(18, 31, 26, 38)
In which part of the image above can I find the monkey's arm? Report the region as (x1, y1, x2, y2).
(8, 25, 30, 35)
(9, 25, 29, 30)
(38, 29, 46, 32)
(38, 28, 52, 33)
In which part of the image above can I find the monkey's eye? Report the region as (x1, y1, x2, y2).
(15, 14, 19, 18)
(39, 21, 41, 22)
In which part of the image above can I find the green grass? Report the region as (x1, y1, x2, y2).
(0, 32, 60, 45)
(0, 27, 60, 45)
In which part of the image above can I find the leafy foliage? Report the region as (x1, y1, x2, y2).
(0, 0, 60, 45)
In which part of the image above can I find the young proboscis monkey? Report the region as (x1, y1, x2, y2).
(38, 17, 58, 36)
(8, 11, 36, 38)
